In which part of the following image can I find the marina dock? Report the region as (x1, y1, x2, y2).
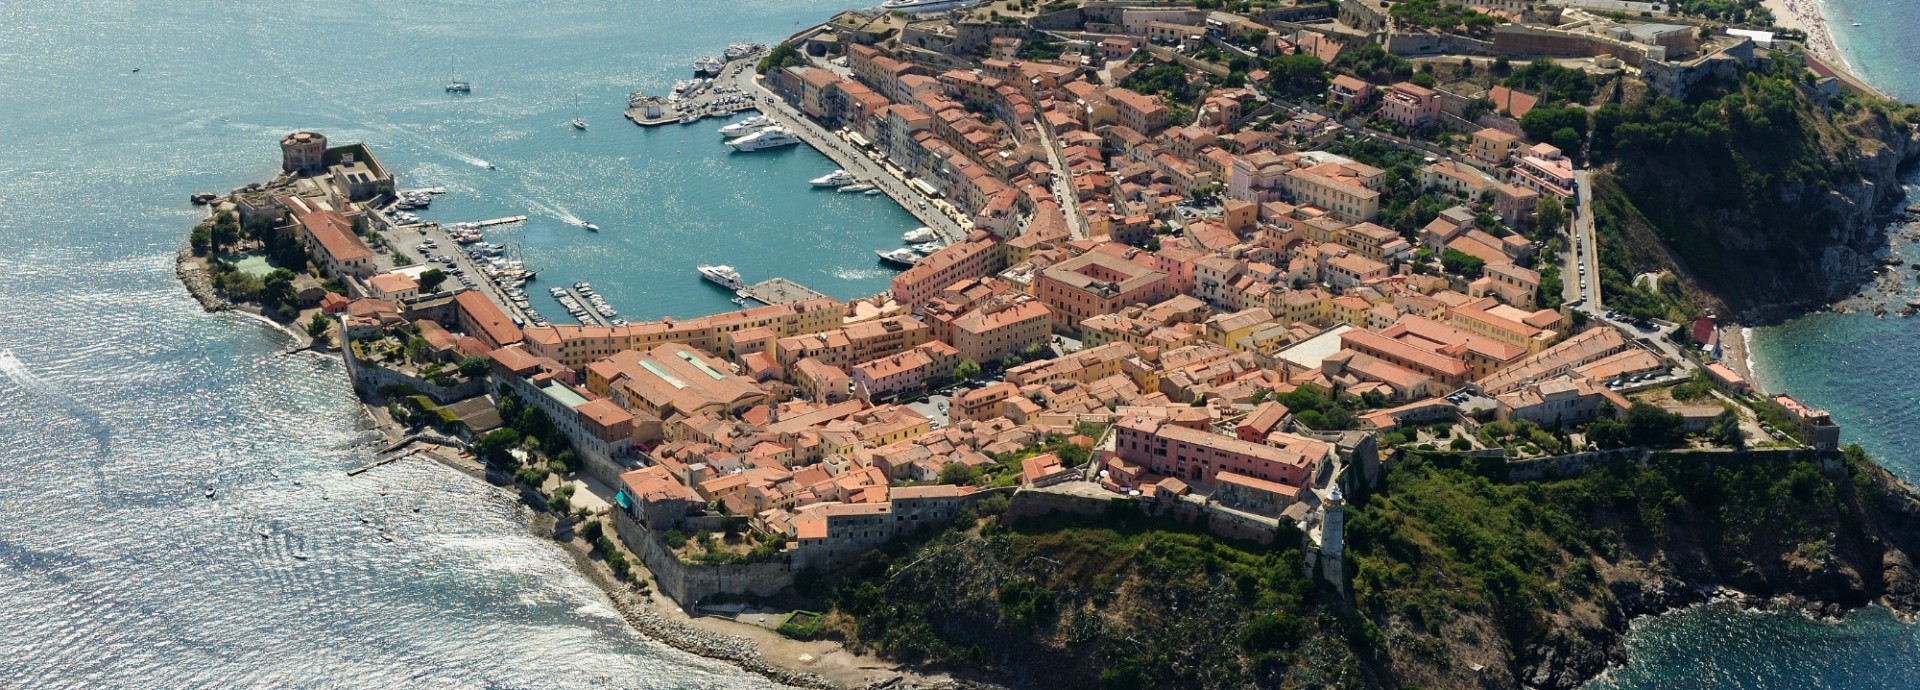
(624, 51, 764, 127)
(740, 277, 827, 306)
(475, 215, 527, 227)
(559, 286, 612, 326)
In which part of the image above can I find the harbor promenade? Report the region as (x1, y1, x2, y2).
(728, 69, 970, 245)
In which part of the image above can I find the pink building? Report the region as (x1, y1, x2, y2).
(1113, 414, 1327, 488)
(1381, 82, 1440, 129)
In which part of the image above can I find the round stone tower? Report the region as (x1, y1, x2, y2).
(280, 131, 328, 175)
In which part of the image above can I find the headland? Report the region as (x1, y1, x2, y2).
(180, 0, 1920, 687)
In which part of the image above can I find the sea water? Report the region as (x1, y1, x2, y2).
(0, 0, 894, 687)
(1592, 0, 1920, 686)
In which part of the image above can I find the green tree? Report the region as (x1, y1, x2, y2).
(189, 225, 213, 255)
(954, 359, 981, 382)
(1441, 248, 1486, 277)
(939, 462, 983, 486)
(1533, 196, 1567, 234)
(306, 312, 332, 341)
(209, 212, 242, 253)
(262, 268, 299, 312)
(1625, 403, 1686, 447)
(419, 268, 447, 294)
(1264, 54, 1328, 100)
(457, 355, 490, 379)
(1709, 409, 1745, 449)
(756, 41, 803, 75)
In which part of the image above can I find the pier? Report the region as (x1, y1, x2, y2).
(625, 52, 764, 127)
(558, 286, 612, 326)
(475, 215, 527, 227)
(740, 277, 827, 306)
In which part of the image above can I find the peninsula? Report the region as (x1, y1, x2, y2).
(182, 0, 1920, 688)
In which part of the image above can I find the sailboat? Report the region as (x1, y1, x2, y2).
(445, 58, 470, 94)
(570, 93, 588, 130)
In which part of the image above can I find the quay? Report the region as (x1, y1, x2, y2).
(738, 71, 969, 245)
(740, 277, 827, 306)
(474, 215, 527, 227)
(625, 52, 764, 127)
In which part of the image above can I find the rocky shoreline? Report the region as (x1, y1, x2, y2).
(175, 247, 229, 312)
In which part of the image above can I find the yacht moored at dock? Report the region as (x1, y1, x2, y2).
(875, 247, 922, 268)
(837, 183, 874, 194)
(717, 115, 773, 137)
(725, 126, 800, 152)
(693, 56, 725, 77)
(902, 226, 937, 243)
(809, 169, 856, 187)
(698, 264, 746, 290)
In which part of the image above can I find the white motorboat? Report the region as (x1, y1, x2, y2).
(694, 57, 725, 77)
(571, 118, 588, 130)
(838, 183, 874, 193)
(864, 188, 885, 196)
(578, 221, 599, 232)
(810, 169, 856, 187)
(726, 126, 801, 151)
(902, 227, 937, 243)
(698, 264, 746, 290)
(879, 0, 980, 12)
(875, 248, 921, 267)
(912, 241, 944, 254)
(717, 115, 773, 137)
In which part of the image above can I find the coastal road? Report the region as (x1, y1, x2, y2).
(735, 71, 968, 246)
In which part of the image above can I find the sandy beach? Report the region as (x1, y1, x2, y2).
(1764, 0, 1844, 67)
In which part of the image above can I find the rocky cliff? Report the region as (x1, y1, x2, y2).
(1594, 68, 1920, 321)
(815, 451, 1920, 690)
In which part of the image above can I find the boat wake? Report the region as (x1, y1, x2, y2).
(832, 267, 892, 281)
(0, 350, 116, 496)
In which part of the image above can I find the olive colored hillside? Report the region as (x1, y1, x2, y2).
(818, 449, 1920, 690)
(1586, 54, 1920, 319)
(1348, 449, 1920, 689)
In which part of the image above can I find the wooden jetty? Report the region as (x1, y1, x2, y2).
(475, 215, 528, 227)
(741, 277, 827, 306)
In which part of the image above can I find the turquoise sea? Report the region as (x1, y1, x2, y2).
(0, 0, 895, 687)
(3, 0, 1919, 687)
(1590, 1, 1920, 687)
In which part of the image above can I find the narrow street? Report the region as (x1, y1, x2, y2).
(1568, 169, 1602, 313)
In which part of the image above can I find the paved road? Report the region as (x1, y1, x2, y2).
(1568, 169, 1602, 313)
(734, 69, 969, 246)
(1035, 124, 1089, 239)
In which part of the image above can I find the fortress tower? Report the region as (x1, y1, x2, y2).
(280, 131, 328, 175)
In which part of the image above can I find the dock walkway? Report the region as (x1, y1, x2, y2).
(740, 277, 827, 306)
(475, 215, 527, 227)
(560, 287, 611, 326)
